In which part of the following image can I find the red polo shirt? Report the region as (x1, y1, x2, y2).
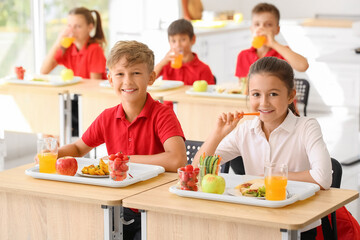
(159, 53, 215, 85)
(81, 93, 185, 155)
(54, 42, 107, 79)
(235, 47, 286, 78)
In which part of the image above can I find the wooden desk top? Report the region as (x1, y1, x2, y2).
(0, 164, 177, 206)
(123, 182, 359, 230)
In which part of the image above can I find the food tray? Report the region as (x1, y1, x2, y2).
(99, 80, 184, 91)
(25, 158, 165, 188)
(169, 174, 320, 208)
(186, 85, 247, 99)
(2, 74, 81, 86)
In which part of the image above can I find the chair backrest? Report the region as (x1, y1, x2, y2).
(221, 156, 246, 175)
(331, 158, 342, 188)
(294, 78, 310, 116)
(185, 140, 203, 164)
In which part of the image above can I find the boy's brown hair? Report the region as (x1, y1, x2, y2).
(167, 19, 194, 40)
(252, 3, 280, 25)
(107, 40, 154, 73)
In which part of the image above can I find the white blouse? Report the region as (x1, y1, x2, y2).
(216, 111, 332, 189)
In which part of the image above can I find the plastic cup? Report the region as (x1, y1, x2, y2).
(264, 162, 288, 201)
(108, 158, 129, 181)
(171, 51, 183, 69)
(15, 66, 25, 80)
(177, 167, 199, 191)
(37, 138, 58, 174)
(252, 36, 266, 49)
(60, 37, 75, 48)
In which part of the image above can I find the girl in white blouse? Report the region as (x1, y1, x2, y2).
(193, 56, 332, 190)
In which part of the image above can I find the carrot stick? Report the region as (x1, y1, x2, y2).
(238, 112, 260, 117)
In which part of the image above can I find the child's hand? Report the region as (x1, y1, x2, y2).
(215, 111, 243, 137)
(162, 50, 176, 64)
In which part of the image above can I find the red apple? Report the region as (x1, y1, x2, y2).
(56, 157, 78, 176)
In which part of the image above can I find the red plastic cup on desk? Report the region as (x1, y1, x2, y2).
(15, 66, 25, 80)
(108, 152, 130, 181)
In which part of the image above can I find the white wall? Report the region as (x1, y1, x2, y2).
(204, 0, 360, 19)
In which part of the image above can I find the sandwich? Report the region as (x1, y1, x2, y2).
(235, 179, 265, 197)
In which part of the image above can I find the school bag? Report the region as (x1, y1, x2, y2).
(316, 206, 360, 240)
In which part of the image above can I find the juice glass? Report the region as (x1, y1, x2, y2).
(264, 162, 288, 201)
(171, 50, 183, 69)
(252, 36, 266, 49)
(37, 138, 58, 174)
(60, 37, 75, 48)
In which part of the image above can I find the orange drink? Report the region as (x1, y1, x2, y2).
(252, 36, 266, 49)
(38, 152, 57, 173)
(60, 37, 75, 48)
(171, 51, 183, 69)
(265, 175, 287, 201)
(37, 138, 58, 174)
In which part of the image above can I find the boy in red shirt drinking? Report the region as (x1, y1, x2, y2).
(155, 19, 215, 85)
(235, 3, 309, 83)
(56, 40, 187, 239)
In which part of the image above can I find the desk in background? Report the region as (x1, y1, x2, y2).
(0, 163, 177, 239)
(123, 182, 359, 240)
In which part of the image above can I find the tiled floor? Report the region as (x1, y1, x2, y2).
(1, 108, 360, 223)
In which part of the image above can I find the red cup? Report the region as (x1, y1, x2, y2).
(15, 66, 25, 80)
(109, 158, 129, 181)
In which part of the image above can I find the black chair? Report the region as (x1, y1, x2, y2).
(294, 78, 310, 116)
(321, 158, 342, 240)
(221, 156, 245, 175)
(185, 140, 203, 164)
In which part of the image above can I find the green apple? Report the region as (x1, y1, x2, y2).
(193, 80, 208, 92)
(61, 68, 74, 81)
(201, 174, 226, 194)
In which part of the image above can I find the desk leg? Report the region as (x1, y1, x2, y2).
(102, 205, 122, 240)
(140, 210, 147, 240)
(281, 229, 300, 240)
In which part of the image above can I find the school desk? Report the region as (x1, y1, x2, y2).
(122, 181, 359, 240)
(163, 87, 251, 141)
(0, 163, 177, 240)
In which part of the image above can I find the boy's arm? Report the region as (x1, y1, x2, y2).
(154, 50, 174, 78)
(58, 138, 94, 158)
(128, 136, 187, 172)
(270, 42, 309, 72)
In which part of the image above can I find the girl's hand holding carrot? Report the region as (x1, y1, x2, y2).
(215, 111, 244, 138)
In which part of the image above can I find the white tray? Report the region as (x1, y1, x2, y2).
(99, 80, 184, 91)
(25, 158, 165, 188)
(169, 174, 320, 208)
(186, 85, 247, 99)
(2, 74, 81, 86)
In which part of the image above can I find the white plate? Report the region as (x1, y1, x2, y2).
(25, 158, 165, 188)
(76, 171, 109, 178)
(226, 188, 265, 199)
(169, 174, 320, 208)
(2, 74, 81, 86)
(186, 85, 247, 99)
(99, 80, 184, 91)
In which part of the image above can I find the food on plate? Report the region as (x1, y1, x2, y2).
(81, 158, 109, 176)
(32, 78, 49, 82)
(178, 164, 200, 191)
(235, 179, 266, 197)
(193, 80, 208, 92)
(199, 153, 222, 189)
(61, 68, 74, 81)
(227, 88, 242, 94)
(108, 152, 130, 181)
(201, 174, 226, 194)
(15, 66, 25, 80)
(56, 156, 78, 176)
(215, 86, 225, 93)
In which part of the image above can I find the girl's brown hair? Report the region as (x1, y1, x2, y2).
(248, 57, 299, 117)
(69, 7, 106, 48)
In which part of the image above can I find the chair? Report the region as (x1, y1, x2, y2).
(294, 78, 310, 116)
(221, 156, 245, 175)
(185, 140, 203, 164)
(321, 158, 342, 240)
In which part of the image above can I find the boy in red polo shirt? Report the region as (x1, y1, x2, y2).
(155, 19, 215, 85)
(235, 3, 309, 82)
(56, 40, 187, 240)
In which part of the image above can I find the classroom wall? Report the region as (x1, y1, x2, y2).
(204, 0, 360, 19)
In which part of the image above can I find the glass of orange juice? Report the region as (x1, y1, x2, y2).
(171, 49, 183, 69)
(264, 162, 288, 201)
(37, 138, 58, 174)
(60, 37, 75, 48)
(252, 35, 266, 49)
